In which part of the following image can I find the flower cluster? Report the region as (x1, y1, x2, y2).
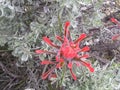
(110, 17, 119, 25)
(35, 21, 94, 80)
(110, 17, 120, 40)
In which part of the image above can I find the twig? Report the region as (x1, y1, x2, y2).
(0, 61, 21, 78)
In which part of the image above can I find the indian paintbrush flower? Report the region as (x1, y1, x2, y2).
(110, 17, 120, 40)
(35, 21, 94, 80)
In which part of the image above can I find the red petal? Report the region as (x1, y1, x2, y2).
(81, 61, 94, 72)
(68, 62, 73, 69)
(41, 73, 49, 80)
(35, 50, 56, 55)
(110, 17, 118, 24)
(74, 33, 87, 44)
(41, 67, 54, 79)
(112, 34, 120, 40)
(65, 21, 70, 28)
(35, 50, 45, 54)
(81, 46, 90, 52)
(88, 66, 94, 72)
(64, 21, 70, 37)
(70, 69, 77, 80)
(43, 36, 59, 48)
(63, 36, 69, 44)
(41, 60, 54, 65)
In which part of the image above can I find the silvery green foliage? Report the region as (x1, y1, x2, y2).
(64, 61, 120, 90)
(0, 0, 59, 61)
(0, 0, 15, 18)
(0, 0, 16, 46)
(0, 0, 105, 61)
(0, 0, 120, 90)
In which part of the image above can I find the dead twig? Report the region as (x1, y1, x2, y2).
(0, 61, 21, 78)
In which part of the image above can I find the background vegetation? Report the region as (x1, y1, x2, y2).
(0, 0, 120, 90)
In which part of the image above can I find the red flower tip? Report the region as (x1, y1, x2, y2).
(41, 68, 54, 79)
(35, 50, 45, 54)
(112, 34, 120, 40)
(43, 36, 52, 45)
(74, 33, 87, 44)
(89, 66, 94, 72)
(80, 33, 87, 39)
(70, 69, 77, 80)
(81, 61, 94, 72)
(41, 73, 48, 80)
(110, 17, 118, 24)
(43, 36, 59, 48)
(41, 71, 50, 80)
(64, 21, 70, 37)
(65, 21, 70, 28)
(81, 46, 90, 52)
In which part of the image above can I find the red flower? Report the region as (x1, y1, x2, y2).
(110, 17, 120, 40)
(40, 59, 64, 79)
(35, 21, 94, 80)
(110, 17, 119, 24)
(112, 34, 120, 40)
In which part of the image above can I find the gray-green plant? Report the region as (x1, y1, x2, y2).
(0, 0, 120, 90)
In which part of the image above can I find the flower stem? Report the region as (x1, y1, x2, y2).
(59, 63, 66, 87)
(58, 12, 62, 35)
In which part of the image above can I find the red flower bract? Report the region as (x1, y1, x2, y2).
(110, 17, 119, 24)
(35, 21, 94, 80)
(61, 46, 77, 59)
(112, 34, 120, 40)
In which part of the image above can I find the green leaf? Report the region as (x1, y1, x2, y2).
(21, 53, 29, 61)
